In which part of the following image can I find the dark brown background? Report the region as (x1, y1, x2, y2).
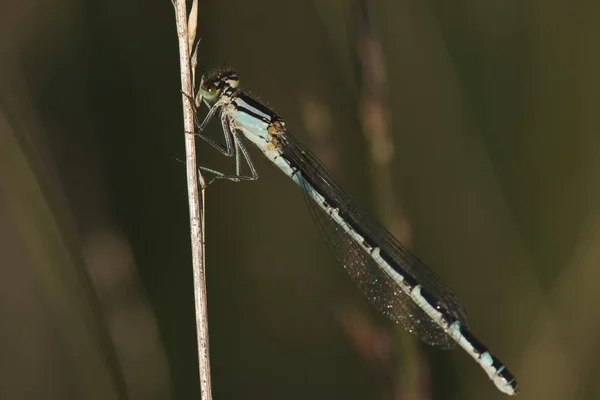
(1, 1, 598, 399)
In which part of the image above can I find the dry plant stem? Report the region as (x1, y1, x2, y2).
(173, 1, 213, 399)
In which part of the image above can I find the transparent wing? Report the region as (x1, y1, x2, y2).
(281, 132, 469, 349)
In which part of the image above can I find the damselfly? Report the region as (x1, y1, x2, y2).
(192, 69, 519, 396)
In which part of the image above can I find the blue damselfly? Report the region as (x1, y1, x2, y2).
(192, 69, 519, 396)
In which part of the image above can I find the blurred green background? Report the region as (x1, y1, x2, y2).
(1, 0, 599, 399)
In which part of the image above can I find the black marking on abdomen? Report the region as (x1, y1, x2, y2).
(460, 328, 488, 357)
(380, 248, 418, 289)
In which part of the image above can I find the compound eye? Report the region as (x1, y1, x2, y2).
(199, 78, 222, 102)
